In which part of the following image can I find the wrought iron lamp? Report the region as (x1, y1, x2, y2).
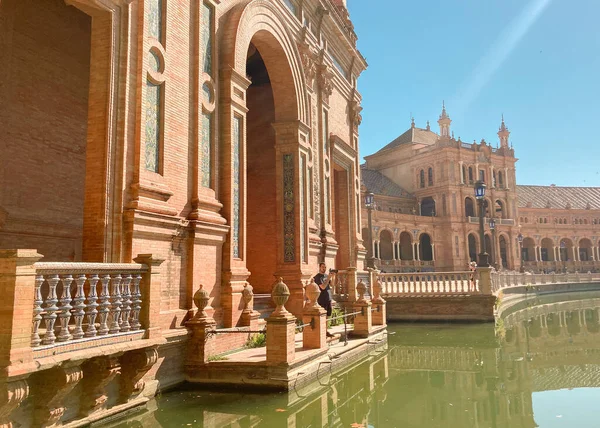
(474, 181, 489, 267)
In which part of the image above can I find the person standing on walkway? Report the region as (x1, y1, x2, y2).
(314, 262, 335, 337)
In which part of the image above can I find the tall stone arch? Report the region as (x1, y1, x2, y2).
(219, 0, 310, 323)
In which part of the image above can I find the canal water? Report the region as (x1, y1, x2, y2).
(113, 291, 600, 427)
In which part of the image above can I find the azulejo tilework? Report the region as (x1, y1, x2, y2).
(148, 0, 162, 41)
(201, 3, 213, 76)
(283, 153, 295, 262)
(145, 81, 160, 172)
(232, 116, 241, 258)
(201, 112, 212, 188)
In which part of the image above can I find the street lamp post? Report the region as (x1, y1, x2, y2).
(365, 192, 375, 269)
(474, 181, 489, 267)
(518, 233, 524, 273)
(489, 217, 497, 270)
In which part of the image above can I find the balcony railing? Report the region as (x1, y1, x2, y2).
(467, 217, 515, 226)
(379, 271, 478, 296)
(491, 270, 600, 293)
(32, 262, 148, 355)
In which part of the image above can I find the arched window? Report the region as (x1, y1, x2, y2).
(419, 169, 425, 188)
(465, 197, 475, 217)
(428, 167, 434, 186)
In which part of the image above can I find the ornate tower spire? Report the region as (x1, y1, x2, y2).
(411, 116, 415, 128)
(426, 120, 430, 131)
(498, 114, 510, 148)
(438, 101, 451, 138)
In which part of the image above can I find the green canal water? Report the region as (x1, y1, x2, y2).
(114, 291, 600, 427)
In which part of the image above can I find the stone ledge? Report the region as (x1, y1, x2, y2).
(386, 295, 496, 322)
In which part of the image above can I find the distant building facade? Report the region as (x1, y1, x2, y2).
(361, 105, 600, 273)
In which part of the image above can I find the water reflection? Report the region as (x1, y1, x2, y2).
(112, 292, 600, 427)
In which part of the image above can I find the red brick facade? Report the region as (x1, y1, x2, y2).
(0, 0, 366, 329)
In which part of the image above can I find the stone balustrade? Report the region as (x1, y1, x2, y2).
(32, 262, 147, 350)
(379, 271, 478, 296)
(0, 250, 165, 427)
(491, 271, 600, 293)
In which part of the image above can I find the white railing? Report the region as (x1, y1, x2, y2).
(379, 271, 478, 296)
(491, 270, 600, 293)
(33, 262, 148, 348)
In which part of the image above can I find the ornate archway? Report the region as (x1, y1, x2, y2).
(220, 0, 309, 323)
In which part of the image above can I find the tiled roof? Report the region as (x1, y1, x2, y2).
(376, 127, 438, 153)
(517, 185, 600, 210)
(361, 166, 413, 198)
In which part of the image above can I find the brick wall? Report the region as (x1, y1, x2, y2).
(246, 81, 277, 294)
(0, 0, 91, 261)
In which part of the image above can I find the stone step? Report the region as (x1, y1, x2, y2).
(253, 294, 275, 319)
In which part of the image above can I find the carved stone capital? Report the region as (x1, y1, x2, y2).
(316, 64, 334, 104)
(80, 357, 121, 416)
(32, 366, 83, 427)
(119, 347, 158, 403)
(349, 100, 363, 132)
(0, 379, 29, 427)
(297, 38, 318, 90)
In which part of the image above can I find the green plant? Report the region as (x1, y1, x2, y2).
(245, 332, 266, 348)
(208, 354, 229, 362)
(328, 306, 344, 328)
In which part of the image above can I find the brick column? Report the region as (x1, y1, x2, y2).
(266, 278, 297, 364)
(186, 286, 217, 367)
(0, 249, 42, 377)
(133, 254, 164, 339)
(352, 280, 372, 338)
(478, 266, 493, 295)
(346, 267, 358, 302)
(302, 281, 326, 349)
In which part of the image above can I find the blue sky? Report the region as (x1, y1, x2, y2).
(348, 0, 600, 187)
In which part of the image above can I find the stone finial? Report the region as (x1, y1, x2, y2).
(305, 280, 321, 309)
(356, 279, 367, 303)
(192, 284, 210, 320)
(241, 282, 254, 310)
(271, 277, 290, 316)
(372, 278, 384, 303)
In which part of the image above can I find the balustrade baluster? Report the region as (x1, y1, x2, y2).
(57, 275, 74, 342)
(109, 274, 123, 334)
(97, 274, 111, 336)
(32, 275, 44, 347)
(85, 274, 100, 337)
(120, 274, 132, 332)
(130, 274, 142, 330)
(71, 274, 86, 339)
(42, 274, 60, 345)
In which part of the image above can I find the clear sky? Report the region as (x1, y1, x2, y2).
(347, 0, 600, 187)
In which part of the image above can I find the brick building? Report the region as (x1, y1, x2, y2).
(362, 104, 600, 274)
(0, 0, 367, 420)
